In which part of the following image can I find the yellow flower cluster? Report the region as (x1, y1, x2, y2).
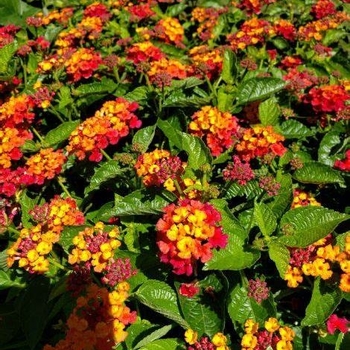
(291, 189, 321, 208)
(68, 222, 121, 273)
(156, 17, 184, 44)
(184, 329, 230, 349)
(241, 318, 295, 350)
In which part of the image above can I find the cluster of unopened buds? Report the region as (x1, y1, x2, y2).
(156, 199, 228, 275)
(241, 318, 295, 350)
(7, 196, 84, 273)
(189, 106, 240, 156)
(185, 329, 230, 350)
(43, 282, 137, 350)
(284, 234, 350, 292)
(67, 97, 141, 162)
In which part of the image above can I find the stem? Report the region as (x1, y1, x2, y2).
(57, 177, 71, 197)
(101, 149, 112, 161)
(31, 126, 44, 143)
(48, 257, 67, 271)
(335, 332, 344, 350)
(173, 179, 184, 197)
(48, 107, 65, 123)
(6, 226, 21, 235)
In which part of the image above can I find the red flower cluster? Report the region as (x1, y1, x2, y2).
(236, 0, 276, 15)
(303, 84, 349, 113)
(67, 97, 141, 161)
(156, 199, 227, 275)
(64, 48, 103, 82)
(222, 155, 255, 185)
(326, 314, 350, 334)
(126, 41, 165, 64)
(334, 150, 350, 172)
(311, 0, 337, 19)
(273, 19, 296, 41)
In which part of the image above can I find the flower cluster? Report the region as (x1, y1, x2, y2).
(303, 84, 349, 113)
(156, 199, 227, 275)
(67, 97, 141, 161)
(326, 314, 350, 335)
(222, 155, 255, 185)
(185, 329, 230, 350)
(7, 196, 84, 273)
(285, 234, 350, 292)
(311, 0, 337, 20)
(64, 48, 103, 82)
(227, 18, 274, 50)
(247, 278, 270, 304)
(189, 106, 240, 156)
(235, 126, 286, 162)
(68, 222, 121, 273)
(241, 318, 295, 350)
(134, 149, 185, 188)
(126, 41, 165, 64)
(235, 0, 276, 15)
(291, 189, 321, 208)
(25, 148, 66, 185)
(334, 149, 350, 172)
(155, 17, 184, 46)
(43, 282, 137, 350)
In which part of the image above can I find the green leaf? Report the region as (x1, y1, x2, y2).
(318, 131, 341, 166)
(59, 226, 86, 252)
(236, 77, 285, 105)
(170, 77, 204, 89)
(293, 161, 345, 185)
(0, 271, 25, 290)
(19, 190, 38, 228)
(301, 278, 342, 326)
(253, 202, 277, 237)
(203, 200, 260, 270)
(166, 2, 188, 16)
(268, 240, 290, 277)
(228, 285, 276, 325)
(124, 320, 155, 350)
(258, 97, 280, 126)
(73, 77, 118, 96)
(21, 139, 39, 153)
(125, 86, 150, 103)
(224, 181, 263, 201)
(0, 303, 21, 346)
(266, 173, 293, 218)
(162, 90, 211, 108)
(177, 288, 222, 337)
(157, 119, 212, 170)
(278, 206, 350, 247)
(138, 338, 184, 350)
(132, 125, 156, 153)
(43, 121, 80, 148)
(0, 42, 17, 75)
(135, 280, 189, 328)
(277, 120, 315, 139)
(84, 160, 127, 195)
(99, 189, 175, 219)
(0, 0, 38, 26)
(221, 49, 237, 84)
(20, 276, 50, 349)
(134, 325, 173, 350)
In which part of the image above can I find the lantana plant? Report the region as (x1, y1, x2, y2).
(0, 0, 349, 349)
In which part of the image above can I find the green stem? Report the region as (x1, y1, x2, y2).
(48, 257, 67, 271)
(6, 226, 21, 235)
(48, 107, 65, 123)
(57, 177, 71, 197)
(31, 126, 44, 144)
(335, 332, 344, 350)
(101, 149, 112, 161)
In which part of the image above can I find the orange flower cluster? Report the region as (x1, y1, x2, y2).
(291, 189, 321, 208)
(191, 7, 226, 41)
(227, 17, 275, 50)
(68, 222, 121, 273)
(189, 106, 240, 156)
(235, 125, 286, 162)
(7, 196, 84, 273)
(67, 97, 141, 161)
(285, 234, 350, 293)
(29, 7, 74, 27)
(185, 329, 230, 349)
(155, 17, 184, 46)
(298, 12, 349, 41)
(241, 318, 295, 350)
(156, 199, 228, 275)
(43, 282, 137, 350)
(235, 0, 276, 15)
(64, 47, 103, 82)
(147, 57, 189, 82)
(25, 148, 66, 184)
(189, 45, 223, 79)
(273, 19, 296, 41)
(0, 94, 35, 168)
